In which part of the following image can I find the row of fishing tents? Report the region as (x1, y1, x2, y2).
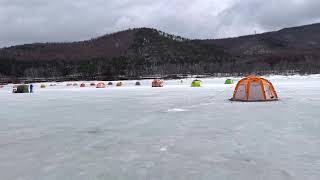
(37, 79, 235, 89)
(8, 76, 279, 102)
(189, 77, 278, 101)
(40, 80, 165, 88)
(154, 77, 278, 102)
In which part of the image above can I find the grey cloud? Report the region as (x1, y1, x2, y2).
(213, 0, 320, 37)
(0, 0, 319, 47)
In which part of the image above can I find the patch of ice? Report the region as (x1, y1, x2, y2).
(167, 108, 187, 112)
(1, 75, 320, 179)
(160, 146, 168, 152)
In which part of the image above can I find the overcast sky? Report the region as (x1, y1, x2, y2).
(1, 0, 320, 47)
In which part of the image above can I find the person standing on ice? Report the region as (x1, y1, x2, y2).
(30, 84, 34, 93)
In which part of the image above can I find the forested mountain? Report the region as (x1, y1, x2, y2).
(1, 23, 320, 82)
(203, 23, 320, 74)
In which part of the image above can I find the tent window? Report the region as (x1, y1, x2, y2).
(235, 84, 246, 100)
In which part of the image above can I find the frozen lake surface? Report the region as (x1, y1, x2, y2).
(0, 75, 320, 180)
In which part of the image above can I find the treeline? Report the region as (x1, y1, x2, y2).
(1, 53, 319, 82)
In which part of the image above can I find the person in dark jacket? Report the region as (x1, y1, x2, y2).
(30, 84, 34, 93)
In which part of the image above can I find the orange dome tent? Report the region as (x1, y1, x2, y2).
(230, 76, 278, 102)
(152, 79, 164, 87)
(96, 82, 106, 88)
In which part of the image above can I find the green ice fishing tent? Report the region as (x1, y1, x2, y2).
(225, 79, 234, 84)
(191, 80, 202, 87)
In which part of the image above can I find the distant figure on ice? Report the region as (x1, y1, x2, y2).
(30, 84, 34, 93)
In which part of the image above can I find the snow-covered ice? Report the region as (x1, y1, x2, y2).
(0, 75, 320, 180)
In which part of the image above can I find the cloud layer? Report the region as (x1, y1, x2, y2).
(1, 0, 320, 47)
